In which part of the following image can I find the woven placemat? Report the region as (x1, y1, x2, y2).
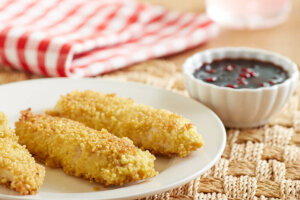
(0, 61, 299, 199)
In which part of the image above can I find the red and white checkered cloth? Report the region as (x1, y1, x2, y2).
(0, 0, 218, 77)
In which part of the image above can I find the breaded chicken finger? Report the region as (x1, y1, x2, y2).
(0, 112, 17, 141)
(0, 112, 45, 195)
(15, 109, 157, 186)
(47, 90, 204, 157)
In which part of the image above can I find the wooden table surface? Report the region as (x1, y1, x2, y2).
(143, 0, 300, 68)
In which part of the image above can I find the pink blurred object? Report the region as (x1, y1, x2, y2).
(205, 0, 291, 29)
(0, 0, 218, 77)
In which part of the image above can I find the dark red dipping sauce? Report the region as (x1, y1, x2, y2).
(193, 59, 289, 89)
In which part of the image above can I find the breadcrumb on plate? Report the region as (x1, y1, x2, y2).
(47, 90, 204, 157)
(15, 109, 157, 186)
(0, 112, 45, 195)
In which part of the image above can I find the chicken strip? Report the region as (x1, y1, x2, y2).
(0, 112, 45, 195)
(15, 110, 157, 186)
(47, 90, 204, 157)
(0, 112, 17, 141)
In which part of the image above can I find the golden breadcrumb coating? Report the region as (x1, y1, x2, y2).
(0, 112, 17, 141)
(15, 110, 157, 186)
(0, 112, 45, 195)
(47, 90, 204, 157)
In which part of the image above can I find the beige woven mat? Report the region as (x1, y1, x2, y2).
(0, 60, 299, 199)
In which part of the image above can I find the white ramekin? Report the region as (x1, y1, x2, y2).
(183, 47, 299, 128)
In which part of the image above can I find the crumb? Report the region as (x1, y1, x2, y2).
(93, 186, 101, 191)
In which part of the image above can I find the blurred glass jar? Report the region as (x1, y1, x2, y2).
(205, 0, 291, 29)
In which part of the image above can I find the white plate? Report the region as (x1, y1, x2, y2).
(0, 78, 226, 200)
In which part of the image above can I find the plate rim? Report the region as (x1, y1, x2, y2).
(0, 78, 226, 200)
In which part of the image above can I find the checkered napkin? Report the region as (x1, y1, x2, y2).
(0, 0, 218, 77)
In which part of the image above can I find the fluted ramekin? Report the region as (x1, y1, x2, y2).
(183, 47, 299, 128)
